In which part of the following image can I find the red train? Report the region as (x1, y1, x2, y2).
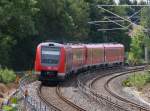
(35, 42, 124, 82)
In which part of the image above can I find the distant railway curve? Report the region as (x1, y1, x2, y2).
(104, 66, 150, 111)
(78, 65, 150, 111)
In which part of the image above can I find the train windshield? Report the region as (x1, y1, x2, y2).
(41, 46, 60, 66)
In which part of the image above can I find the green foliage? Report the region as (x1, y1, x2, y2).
(2, 97, 18, 111)
(140, 7, 150, 62)
(140, 7, 150, 30)
(36, 0, 90, 41)
(2, 105, 15, 111)
(87, 0, 131, 48)
(127, 26, 145, 65)
(0, 0, 148, 70)
(122, 71, 150, 90)
(0, 0, 38, 69)
(0, 68, 16, 84)
(10, 97, 17, 104)
(0, 36, 16, 67)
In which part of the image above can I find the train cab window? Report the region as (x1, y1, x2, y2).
(41, 46, 60, 66)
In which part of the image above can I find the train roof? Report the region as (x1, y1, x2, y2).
(69, 44, 85, 48)
(85, 43, 124, 47)
(38, 42, 124, 48)
(39, 42, 64, 47)
(103, 43, 124, 48)
(85, 44, 104, 48)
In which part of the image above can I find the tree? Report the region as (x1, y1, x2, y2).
(0, 0, 143, 69)
(0, 36, 15, 67)
(140, 6, 150, 62)
(128, 26, 145, 65)
(36, 0, 90, 42)
(86, 0, 131, 51)
(0, 0, 38, 69)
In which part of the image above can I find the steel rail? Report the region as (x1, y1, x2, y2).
(18, 73, 56, 111)
(104, 68, 150, 111)
(77, 65, 149, 111)
(37, 84, 62, 111)
(77, 67, 129, 111)
(56, 84, 86, 111)
(89, 66, 146, 89)
(89, 66, 150, 111)
(38, 83, 86, 111)
(89, 68, 126, 89)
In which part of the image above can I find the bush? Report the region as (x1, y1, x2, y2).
(122, 79, 131, 87)
(122, 71, 150, 90)
(2, 105, 14, 111)
(10, 97, 17, 104)
(2, 105, 17, 111)
(0, 68, 16, 84)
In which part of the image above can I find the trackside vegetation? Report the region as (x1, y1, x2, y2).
(0, 68, 16, 84)
(2, 97, 18, 111)
(122, 71, 150, 90)
(1, 0, 150, 70)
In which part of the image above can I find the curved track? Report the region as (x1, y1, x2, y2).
(89, 66, 150, 111)
(56, 84, 86, 111)
(38, 84, 61, 111)
(38, 83, 86, 111)
(37, 65, 149, 111)
(77, 67, 130, 111)
(104, 69, 150, 111)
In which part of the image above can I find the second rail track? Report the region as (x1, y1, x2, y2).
(77, 65, 150, 111)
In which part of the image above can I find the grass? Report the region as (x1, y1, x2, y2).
(0, 68, 16, 84)
(2, 97, 19, 111)
(2, 105, 17, 111)
(2, 105, 14, 111)
(122, 71, 150, 90)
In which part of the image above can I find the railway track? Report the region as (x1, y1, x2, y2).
(18, 74, 61, 111)
(104, 68, 150, 111)
(17, 74, 48, 111)
(87, 66, 150, 111)
(28, 65, 149, 111)
(78, 67, 129, 111)
(38, 84, 61, 111)
(56, 84, 86, 111)
(38, 83, 86, 111)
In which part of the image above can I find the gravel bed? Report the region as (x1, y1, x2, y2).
(17, 98, 34, 111)
(108, 71, 150, 109)
(25, 81, 51, 111)
(41, 85, 78, 111)
(61, 81, 102, 111)
(123, 87, 150, 106)
(70, 67, 140, 111)
(90, 71, 142, 111)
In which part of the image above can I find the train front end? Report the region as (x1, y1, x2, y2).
(35, 42, 65, 82)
